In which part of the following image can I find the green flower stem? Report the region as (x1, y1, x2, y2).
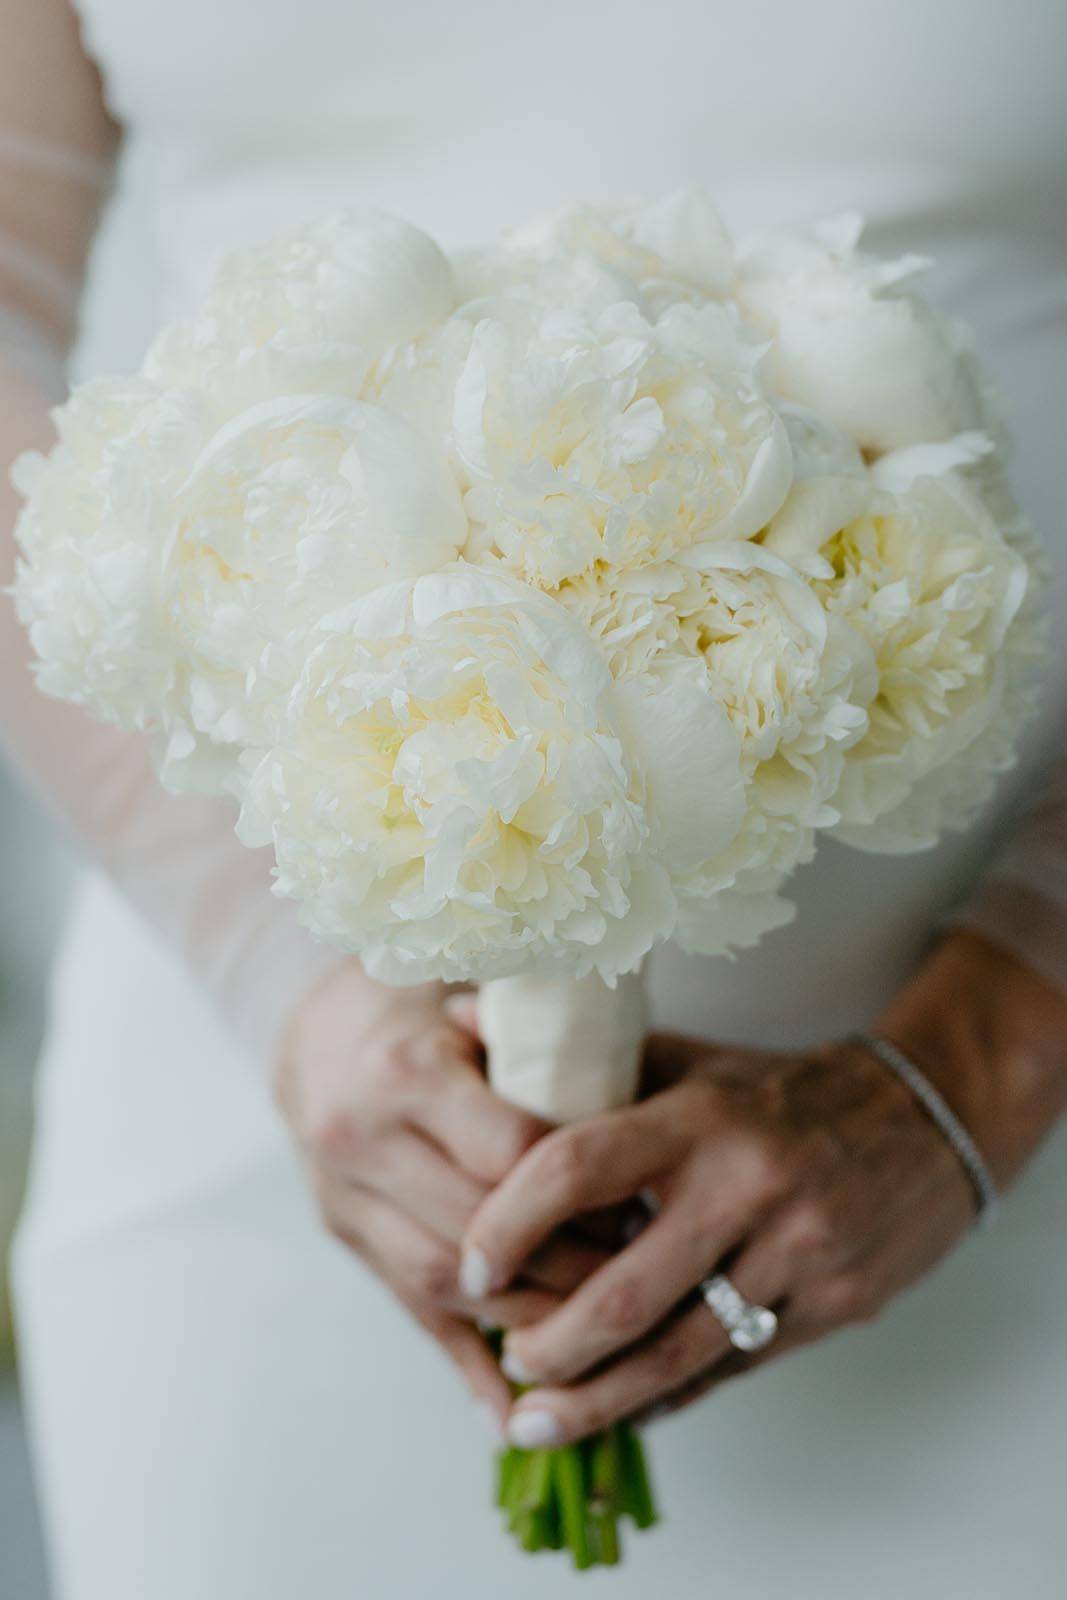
(618, 1423, 658, 1530)
(554, 1445, 593, 1570)
(589, 1426, 622, 1566)
(496, 1447, 522, 1509)
(522, 1449, 553, 1511)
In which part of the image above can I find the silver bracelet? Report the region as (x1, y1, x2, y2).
(847, 1032, 1000, 1227)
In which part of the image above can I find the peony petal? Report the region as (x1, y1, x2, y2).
(870, 431, 994, 494)
(764, 475, 872, 562)
(628, 189, 735, 295)
(616, 674, 745, 872)
(703, 409, 793, 541)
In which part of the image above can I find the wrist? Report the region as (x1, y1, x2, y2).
(876, 931, 1067, 1190)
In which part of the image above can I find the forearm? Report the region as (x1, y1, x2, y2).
(948, 750, 1067, 1005)
(3, 368, 342, 1058)
(878, 928, 1067, 1191)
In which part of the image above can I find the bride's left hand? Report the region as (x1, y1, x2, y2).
(460, 932, 1067, 1446)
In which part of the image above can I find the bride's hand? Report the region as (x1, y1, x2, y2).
(275, 961, 607, 1431)
(461, 933, 1067, 1445)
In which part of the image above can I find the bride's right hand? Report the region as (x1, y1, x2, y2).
(274, 960, 604, 1432)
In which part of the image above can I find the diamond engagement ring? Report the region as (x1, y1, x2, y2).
(700, 1274, 779, 1353)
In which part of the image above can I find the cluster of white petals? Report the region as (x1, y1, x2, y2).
(236, 568, 743, 983)
(14, 191, 1043, 982)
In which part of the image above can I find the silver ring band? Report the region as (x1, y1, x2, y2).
(700, 1273, 779, 1353)
(848, 1033, 999, 1227)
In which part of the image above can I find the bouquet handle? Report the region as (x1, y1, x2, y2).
(475, 968, 658, 1568)
(477, 969, 647, 1124)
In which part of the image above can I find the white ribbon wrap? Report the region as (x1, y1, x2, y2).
(476, 970, 647, 1126)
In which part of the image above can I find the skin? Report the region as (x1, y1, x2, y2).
(451, 932, 1067, 1446)
(276, 961, 614, 1435)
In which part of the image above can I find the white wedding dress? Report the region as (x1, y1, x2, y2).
(9, 2, 1067, 1597)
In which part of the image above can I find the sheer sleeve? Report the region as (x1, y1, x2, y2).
(949, 745, 1067, 1002)
(0, 2, 341, 1066)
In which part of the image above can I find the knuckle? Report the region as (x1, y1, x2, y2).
(485, 1116, 540, 1181)
(678, 1201, 727, 1265)
(685, 1076, 728, 1121)
(785, 1199, 837, 1259)
(537, 1128, 589, 1202)
(508, 1112, 544, 1162)
(744, 1134, 794, 1202)
(406, 1244, 459, 1306)
(651, 1324, 695, 1386)
(559, 1395, 609, 1442)
(307, 1106, 365, 1166)
(594, 1275, 647, 1336)
(315, 1190, 355, 1248)
(367, 1040, 421, 1093)
(821, 1274, 878, 1326)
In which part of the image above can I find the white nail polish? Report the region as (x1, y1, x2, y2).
(460, 1247, 494, 1300)
(501, 1349, 536, 1385)
(475, 1400, 505, 1443)
(509, 1409, 561, 1449)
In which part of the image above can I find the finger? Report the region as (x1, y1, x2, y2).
(367, 1130, 489, 1240)
(507, 1299, 728, 1448)
(500, 1173, 752, 1384)
(327, 1184, 559, 1326)
(632, 1317, 821, 1429)
(505, 1252, 790, 1446)
(409, 1305, 512, 1440)
(524, 1233, 613, 1296)
(460, 1103, 682, 1298)
(473, 1286, 564, 1329)
(325, 1179, 462, 1300)
(417, 1057, 548, 1186)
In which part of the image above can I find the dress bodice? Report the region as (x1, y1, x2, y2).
(74, 2, 1067, 289)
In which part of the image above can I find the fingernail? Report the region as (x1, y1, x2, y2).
(459, 1247, 495, 1300)
(508, 1409, 561, 1449)
(501, 1349, 536, 1385)
(475, 1400, 506, 1443)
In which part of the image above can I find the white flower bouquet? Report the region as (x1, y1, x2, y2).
(13, 190, 1043, 1566)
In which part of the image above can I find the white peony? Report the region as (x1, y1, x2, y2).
(463, 188, 736, 311)
(819, 472, 1033, 848)
(146, 210, 456, 413)
(735, 214, 991, 453)
(560, 538, 871, 952)
(15, 378, 467, 792)
(447, 295, 790, 588)
(166, 394, 466, 770)
(236, 567, 744, 984)
(13, 377, 207, 733)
